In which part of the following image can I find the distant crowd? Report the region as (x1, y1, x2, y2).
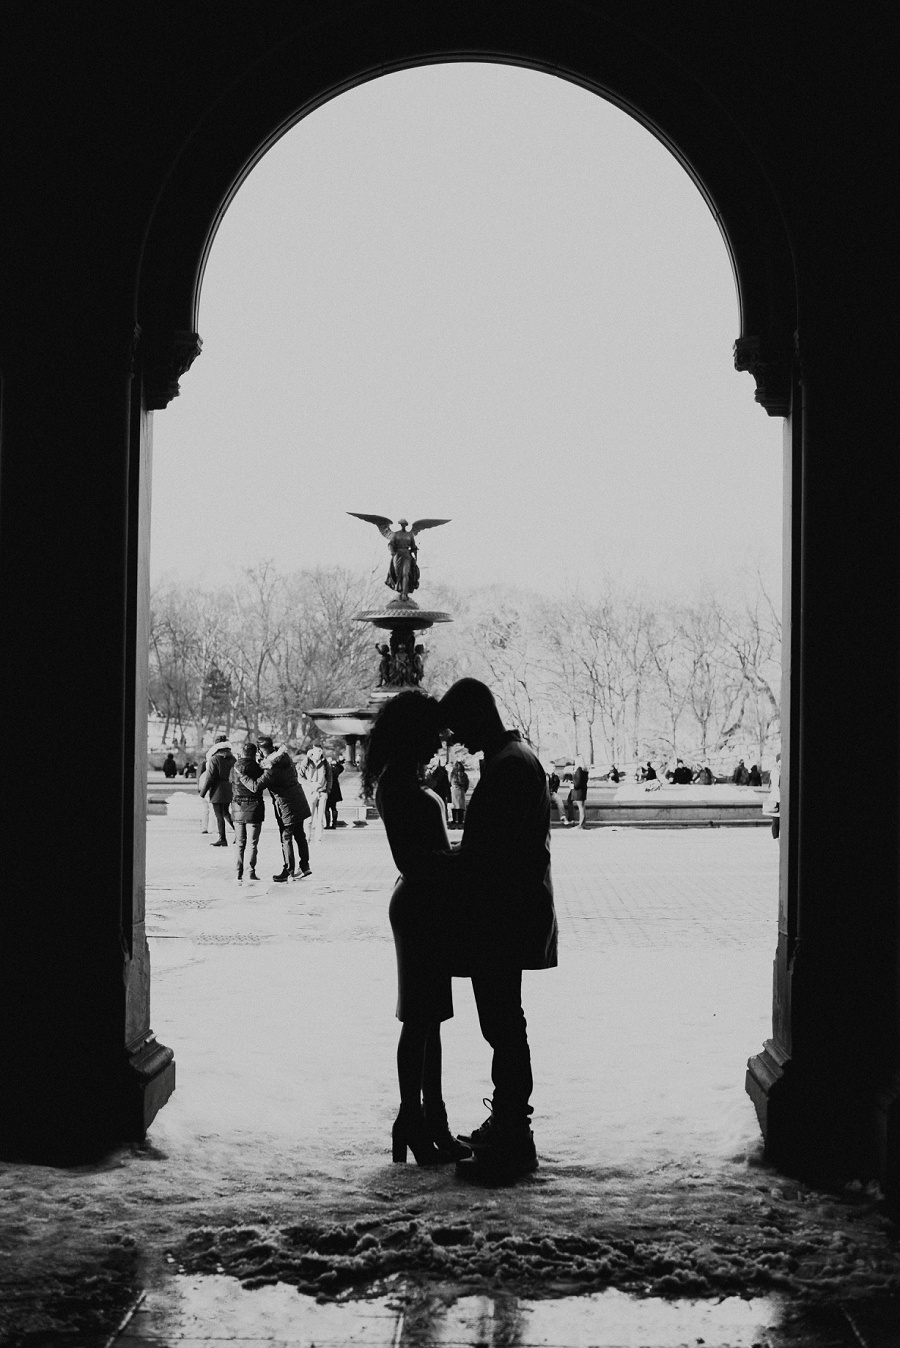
(160, 739, 345, 884)
(637, 757, 766, 787)
(542, 753, 775, 825)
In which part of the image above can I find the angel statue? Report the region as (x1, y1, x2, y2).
(347, 513, 451, 602)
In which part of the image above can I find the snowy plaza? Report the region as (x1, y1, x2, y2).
(7, 812, 900, 1342)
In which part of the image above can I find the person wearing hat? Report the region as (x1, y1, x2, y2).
(200, 735, 236, 846)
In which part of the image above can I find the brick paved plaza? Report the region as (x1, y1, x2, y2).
(146, 815, 780, 1172)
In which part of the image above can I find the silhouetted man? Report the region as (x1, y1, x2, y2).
(437, 677, 558, 1182)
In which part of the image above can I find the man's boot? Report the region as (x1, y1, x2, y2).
(455, 1119, 538, 1184)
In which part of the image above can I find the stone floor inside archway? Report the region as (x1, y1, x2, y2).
(3, 813, 900, 1344)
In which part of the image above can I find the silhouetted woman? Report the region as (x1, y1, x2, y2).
(361, 690, 469, 1166)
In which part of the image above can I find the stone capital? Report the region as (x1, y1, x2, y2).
(733, 334, 792, 417)
(143, 329, 203, 410)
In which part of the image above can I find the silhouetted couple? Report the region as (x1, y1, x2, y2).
(362, 678, 558, 1184)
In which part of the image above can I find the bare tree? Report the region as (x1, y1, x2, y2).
(148, 567, 781, 766)
(468, 588, 549, 747)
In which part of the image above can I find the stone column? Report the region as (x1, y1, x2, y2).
(746, 319, 900, 1187)
(0, 315, 174, 1154)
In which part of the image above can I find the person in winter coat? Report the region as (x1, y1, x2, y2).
(571, 756, 589, 828)
(764, 752, 781, 839)
(748, 763, 762, 787)
(201, 736, 236, 845)
(438, 677, 558, 1184)
(235, 736, 311, 882)
(303, 745, 332, 844)
(325, 755, 344, 829)
(197, 754, 211, 833)
(162, 752, 178, 779)
(230, 741, 265, 883)
(426, 762, 452, 821)
(733, 759, 750, 785)
(449, 760, 469, 829)
(547, 769, 569, 825)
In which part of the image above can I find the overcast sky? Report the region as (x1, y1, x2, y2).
(150, 63, 782, 603)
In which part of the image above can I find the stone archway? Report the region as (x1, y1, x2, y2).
(5, 4, 895, 1195)
(133, 2, 800, 1166)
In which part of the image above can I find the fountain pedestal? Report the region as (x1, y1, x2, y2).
(305, 596, 453, 753)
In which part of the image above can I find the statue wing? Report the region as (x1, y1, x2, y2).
(347, 512, 394, 540)
(410, 518, 451, 535)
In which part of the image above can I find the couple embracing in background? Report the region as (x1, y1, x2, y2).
(361, 677, 558, 1184)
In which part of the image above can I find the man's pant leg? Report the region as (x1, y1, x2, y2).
(312, 794, 326, 843)
(273, 799, 294, 871)
(470, 967, 534, 1129)
(234, 822, 247, 872)
(291, 819, 310, 871)
(248, 822, 261, 870)
(212, 802, 228, 843)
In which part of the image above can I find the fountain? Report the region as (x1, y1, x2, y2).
(304, 515, 452, 760)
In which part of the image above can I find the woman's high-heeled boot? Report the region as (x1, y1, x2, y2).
(423, 1101, 472, 1160)
(392, 1105, 456, 1165)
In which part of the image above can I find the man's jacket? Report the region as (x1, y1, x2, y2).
(458, 731, 558, 972)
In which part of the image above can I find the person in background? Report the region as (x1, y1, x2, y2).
(765, 752, 781, 839)
(198, 752, 211, 833)
(325, 754, 344, 829)
(693, 764, 714, 786)
(162, 752, 178, 779)
(571, 755, 589, 828)
(449, 758, 469, 830)
(426, 759, 452, 822)
(230, 740, 264, 883)
(183, 758, 197, 780)
(639, 761, 657, 783)
(669, 759, 692, 785)
(547, 767, 569, 826)
(733, 758, 750, 785)
(748, 763, 762, 787)
(201, 736, 236, 846)
(608, 765, 621, 783)
(235, 735, 311, 882)
(303, 744, 332, 844)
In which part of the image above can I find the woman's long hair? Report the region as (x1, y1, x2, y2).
(360, 689, 440, 799)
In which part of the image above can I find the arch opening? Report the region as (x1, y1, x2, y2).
(143, 59, 786, 1207)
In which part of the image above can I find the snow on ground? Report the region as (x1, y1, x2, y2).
(3, 816, 900, 1338)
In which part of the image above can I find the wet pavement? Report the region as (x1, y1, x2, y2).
(108, 1276, 900, 1346)
(114, 1275, 782, 1345)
